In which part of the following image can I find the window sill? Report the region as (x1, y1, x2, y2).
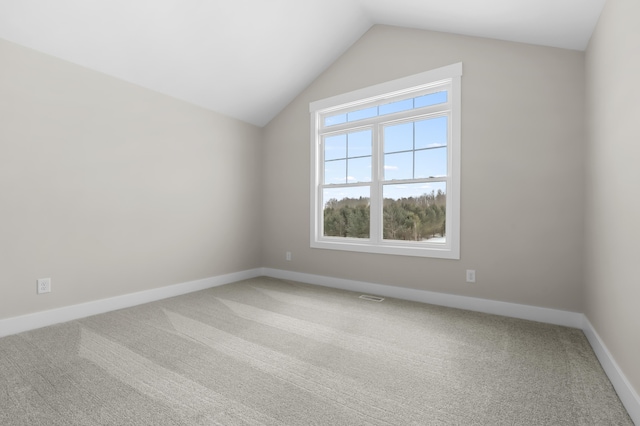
(311, 239, 460, 259)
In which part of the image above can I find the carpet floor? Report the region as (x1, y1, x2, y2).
(0, 276, 633, 425)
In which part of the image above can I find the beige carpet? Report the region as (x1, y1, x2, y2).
(0, 277, 633, 425)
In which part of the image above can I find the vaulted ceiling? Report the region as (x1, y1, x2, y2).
(0, 0, 606, 126)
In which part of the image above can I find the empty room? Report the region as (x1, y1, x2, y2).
(1, 0, 638, 424)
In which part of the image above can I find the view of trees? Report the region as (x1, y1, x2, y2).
(323, 190, 446, 241)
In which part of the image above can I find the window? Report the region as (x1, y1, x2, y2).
(310, 63, 461, 259)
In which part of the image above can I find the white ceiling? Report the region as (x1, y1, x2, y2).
(0, 0, 606, 127)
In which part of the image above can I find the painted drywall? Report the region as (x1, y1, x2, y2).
(262, 25, 585, 312)
(585, 0, 640, 399)
(0, 38, 263, 320)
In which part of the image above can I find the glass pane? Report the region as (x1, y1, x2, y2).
(323, 187, 370, 238)
(324, 134, 346, 161)
(414, 91, 447, 108)
(384, 152, 413, 181)
(347, 106, 378, 122)
(383, 182, 446, 242)
(324, 114, 347, 127)
(415, 147, 447, 178)
(347, 130, 372, 157)
(348, 156, 371, 183)
(324, 159, 346, 184)
(379, 98, 414, 116)
(384, 122, 413, 153)
(415, 116, 448, 150)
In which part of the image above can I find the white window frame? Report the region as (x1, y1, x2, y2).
(309, 63, 462, 259)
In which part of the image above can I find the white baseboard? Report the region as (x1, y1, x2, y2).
(582, 317, 640, 424)
(0, 268, 262, 338)
(261, 268, 583, 328)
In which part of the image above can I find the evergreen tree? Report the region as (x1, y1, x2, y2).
(324, 191, 446, 241)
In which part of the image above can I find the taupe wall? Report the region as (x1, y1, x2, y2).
(0, 39, 263, 320)
(262, 25, 586, 312)
(585, 0, 640, 398)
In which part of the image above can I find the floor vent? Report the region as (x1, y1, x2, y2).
(359, 295, 385, 302)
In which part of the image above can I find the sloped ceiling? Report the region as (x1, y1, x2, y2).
(0, 0, 606, 126)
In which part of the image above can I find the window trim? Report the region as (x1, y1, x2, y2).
(309, 63, 462, 259)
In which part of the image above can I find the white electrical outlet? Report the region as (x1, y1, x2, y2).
(286, 251, 292, 261)
(466, 270, 476, 283)
(37, 278, 51, 294)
